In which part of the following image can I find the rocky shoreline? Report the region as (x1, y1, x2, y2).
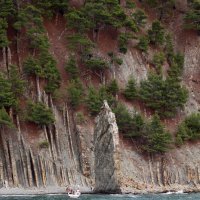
(0, 186, 93, 196)
(0, 185, 200, 196)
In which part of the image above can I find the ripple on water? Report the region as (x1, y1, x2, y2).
(0, 193, 200, 200)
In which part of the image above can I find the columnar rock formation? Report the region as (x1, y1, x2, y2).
(0, 92, 92, 189)
(93, 101, 121, 193)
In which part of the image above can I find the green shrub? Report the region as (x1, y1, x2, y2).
(86, 87, 101, 115)
(35, 0, 69, 18)
(65, 8, 92, 33)
(144, 114, 172, 153)
(124, 77, 137, 100)
(142, 0, 175, 20)
(184, 0, 200, 33)
(23, 56, 43, 77)
(114, 103, 172, 153)
(86, 86, 114, 115)
(108, 52, 123, 65)
(39, 52, 60, 93)
(168, 53, 184, 80)
(132, 9, 147, 27)
(0, 0, 14, 18)
(139, 73, 188, 118)
(67, 34, 94, 54)
(137, 35, 149, 53)
(0, 18, 9, 48)
(114, 103, 145, 138)
(148, 21, 165, 46)
(85, 57, 108, 71)
(107, 79, 119, 96)
(126, 0, 135, 9)
(75, 112, 85, 124)
(0, 73, 15, 108)
(118, 33, 132, 54)
(164, 34, 174, 62)
(27, 27, 49, 52)
(65, 56, 79, 79)
(124, 17, 138, 32)
(152, 52, 165, 73)
(67, 79, 83, 108)
(39, 140, 49, 149)
(176, 113, 200, 145)
(27, 101, 55, 126)
(9, 65, 25, 99)
(0, 107, 14, 128)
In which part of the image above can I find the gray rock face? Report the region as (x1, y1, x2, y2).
(94, 101, 121, 193)
(0, 96, 92, 190)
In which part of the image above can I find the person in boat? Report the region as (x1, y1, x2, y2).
(66, 186, 72, 193)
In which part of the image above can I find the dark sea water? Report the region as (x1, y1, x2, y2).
(0, 193, 200, 200)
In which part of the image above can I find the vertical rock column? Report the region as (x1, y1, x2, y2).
(94, 101, 121, 193)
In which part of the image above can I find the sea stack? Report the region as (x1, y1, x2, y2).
(93, 100, 121, 193)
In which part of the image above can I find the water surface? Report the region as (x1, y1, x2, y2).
(0, 193, 199, 200)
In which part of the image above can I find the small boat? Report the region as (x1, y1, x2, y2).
(66, 186, 81, 198)
(68, 190, 81, 198)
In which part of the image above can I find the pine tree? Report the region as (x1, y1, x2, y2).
(0, 18, 9, 48)
(0, 0, 14, 18)
(163, 78, 188, 117)
(113, 103, 133, 135)
(66, 8, 92, 33)
(0, 73, 15, 108)
(176, 123, 189, 146)
(126, 0, 136, 9)
(124, 77, 137, 100)
(165, 34, 174, 62)
(142, 0, 175, 20)
(67, 33, 94, 55)
(152, 52, 165, 73)
(184, 0, 200, 33)
(67, 79, 83, 108)
(176, 113, 200, 145)
(168, 53, 184, 80)
(27, 101, 55, 126)
(14, 5, 43, 31)
(107, 79, 119, 96)
(144, 114, 172, 153)
(34, 0, 69, 17)
(65, 56, 79, 80)
(85, 57, 108, 71)
(39, 52, 60, 93)
(148, 21, 165, 46)
(137, 35, 149, 53)
(86, 86, 102, 115)
(9, 65, 25, 99)
(0, 107, 14, 128)
(23, 56, 43, 77)
(118, 32, 132, 54)
(132, 9, 147, 27)
(113, 103, 145, 138)
(86, 86, 114, 115)
(139, 73, 188, 117)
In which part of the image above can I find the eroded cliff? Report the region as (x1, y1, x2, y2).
(0, 0, 199, 194)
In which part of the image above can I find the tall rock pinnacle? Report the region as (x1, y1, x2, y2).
(93, 100, 121, 193)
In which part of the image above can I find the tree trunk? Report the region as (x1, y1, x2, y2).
(36, 76, 41, 102)
(2, 47, 7, 72)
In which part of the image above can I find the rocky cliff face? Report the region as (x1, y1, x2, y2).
(0, 0, 200, 194)
(0, 93, 92, 189)
(93, 101, 121, 193)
